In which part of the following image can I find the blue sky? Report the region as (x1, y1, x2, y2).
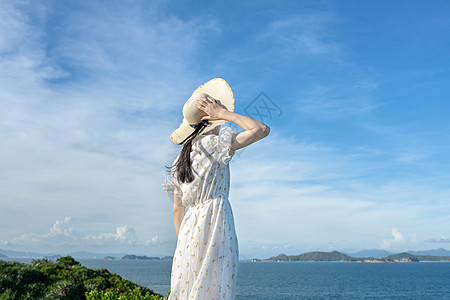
(1, 0, 450, 259)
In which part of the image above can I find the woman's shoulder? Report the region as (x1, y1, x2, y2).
(193, 127, 236, 152)
(192, 134, 214, 152)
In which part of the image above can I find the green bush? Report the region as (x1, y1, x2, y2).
(46, 279, 83, 299)
(85, 287, 163, 300)
(0, 257, 164, 300)
(57, 256, 81, 267)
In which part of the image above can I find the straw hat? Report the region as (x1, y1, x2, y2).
(170, 78, 235, 145)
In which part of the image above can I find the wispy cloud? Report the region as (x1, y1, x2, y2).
(295, 79, 382, 118)
(258, 12, 341, 57)
(0, 1, 222, 254)
(425, 236, 450, 243)
(243, 13, 384, 121)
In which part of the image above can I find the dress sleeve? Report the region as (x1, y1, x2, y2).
(211, 126, 236, 164)
(162, 156, 183, 199)
(162, 171, 183, 198)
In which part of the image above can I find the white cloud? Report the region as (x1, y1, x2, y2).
(5, 218, 159, 251)
(11, 217, 77, 246)
(83, 225, 159, 247)
(85, 225, 138, 243)
(48, 217, 74, 237)
(380, 228, 405, 250)
(392, 228, 405, 242)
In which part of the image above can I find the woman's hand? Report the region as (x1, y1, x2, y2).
(194, 96, 227, 121)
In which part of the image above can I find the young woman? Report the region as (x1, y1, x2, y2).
(163, 79, 270, 299)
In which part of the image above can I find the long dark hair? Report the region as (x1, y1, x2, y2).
(165, 120, 210, 185)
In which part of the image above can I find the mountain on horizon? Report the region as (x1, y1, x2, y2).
(0, 248, 169, 259)
(345, 249, 395, 258)
(0, 248, 59, 259)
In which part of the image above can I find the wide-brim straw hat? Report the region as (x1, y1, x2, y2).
(170, 78, 235, 145)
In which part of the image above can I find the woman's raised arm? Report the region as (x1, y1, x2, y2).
(195, 96, 270, 152)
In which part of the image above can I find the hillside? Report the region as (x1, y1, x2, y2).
(0, 256, 166, 299)
(385, 252, 450, 262)
(266, 251, 357, 262)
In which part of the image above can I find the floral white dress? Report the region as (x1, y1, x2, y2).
(162, 126, 239, 300)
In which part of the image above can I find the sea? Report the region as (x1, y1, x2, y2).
(8, 259, 450, 299)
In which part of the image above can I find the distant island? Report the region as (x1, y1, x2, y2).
(121, 255, 161, 260)
(104, 256, 118, 260)
(260, 251, 450, 263)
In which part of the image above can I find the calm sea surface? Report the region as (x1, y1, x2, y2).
(9, 259, 450, 299)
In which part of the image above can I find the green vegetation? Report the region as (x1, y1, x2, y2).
(0, 256, 167, 299)
(267, 251, 359, 262)
(385, 252, 450, 262)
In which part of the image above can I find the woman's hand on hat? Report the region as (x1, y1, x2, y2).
(194, 96, 226, 121)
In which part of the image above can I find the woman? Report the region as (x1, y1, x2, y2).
(163, 78, 270, 299)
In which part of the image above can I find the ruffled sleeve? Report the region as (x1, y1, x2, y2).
(211, 126, 236, 164)
(162, 171, 183, 198)
(162, 155, 183, 199)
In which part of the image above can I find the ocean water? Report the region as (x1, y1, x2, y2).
(79, 260, 450, 299)
(9, 259, 450, 299)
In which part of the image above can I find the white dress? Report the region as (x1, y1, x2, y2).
(162, 126, 239, 300)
